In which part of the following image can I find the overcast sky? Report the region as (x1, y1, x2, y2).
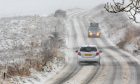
(0, 0, 110, 17)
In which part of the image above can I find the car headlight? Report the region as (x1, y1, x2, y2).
(96, 32, 100, 36)
(89, 32, 93, 36)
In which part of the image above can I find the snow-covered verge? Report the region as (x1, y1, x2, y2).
(0, 14, 66, 84)
(0, 58, 65, 84)
(88, 5, 140, 56)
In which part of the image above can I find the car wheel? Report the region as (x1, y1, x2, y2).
(93, 61, 100, 65)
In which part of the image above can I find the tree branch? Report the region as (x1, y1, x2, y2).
(104, 0, 140, 23)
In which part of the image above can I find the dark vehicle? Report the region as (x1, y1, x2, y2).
(88, 23, 101, 38)
(54, 9, 67, 18)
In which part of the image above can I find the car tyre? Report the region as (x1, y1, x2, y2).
(94, 61, 100, 66)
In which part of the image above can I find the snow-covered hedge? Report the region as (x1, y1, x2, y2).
(0, 15, 66, 83)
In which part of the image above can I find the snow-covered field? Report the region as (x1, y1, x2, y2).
(0, 13, 66, 84)
(10, 58, 65, 84)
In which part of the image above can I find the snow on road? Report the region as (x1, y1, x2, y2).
(44, 6, 140, 84)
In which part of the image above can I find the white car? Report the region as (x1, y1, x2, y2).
(75, 45, 102, 65)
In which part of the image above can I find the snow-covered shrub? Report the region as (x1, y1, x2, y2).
(7, 64, 31, 77)
(0, 14, 66, 82)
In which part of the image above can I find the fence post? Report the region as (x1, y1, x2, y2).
(3, 72, 6, 80)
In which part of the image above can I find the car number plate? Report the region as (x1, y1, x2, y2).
(85, 54, 92, 56)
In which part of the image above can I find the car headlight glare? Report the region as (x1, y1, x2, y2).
(96, 32, 100, 36)
(89, 32, 93, 36)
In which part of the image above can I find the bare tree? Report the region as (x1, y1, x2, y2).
(104, 0, 140, 23)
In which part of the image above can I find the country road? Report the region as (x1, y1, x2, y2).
(44, 9, 140, 84)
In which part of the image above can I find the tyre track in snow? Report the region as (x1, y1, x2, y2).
(100, 35, 139, 84)
(57, 13, 84, 83)
(45, 11, 83, 84)
(72, 10, 139, 84)
(92, 39, 123, 84)
(62, 11, 100, 84)
(78, 13, 121, 84)
(70, 10, 139, 84)
(60, 10, 132, 84)
(49, 10, 97, 84)
(74, 13, 102, 84)
(64, 11, 120, 84)
(85, 13, 131, 83)
(95, 37, 132, 84)
(82, 10, 136, 84)
(80, 14, 120, 84)
(57, 21, 80, 84)
(56, 11, 86, 84)
(75, 14, 105, 84)
(83, 11, 136, 84)
(63, 11, 121, 84)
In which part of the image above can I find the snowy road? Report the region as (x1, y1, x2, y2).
(44, 10, 140, 84)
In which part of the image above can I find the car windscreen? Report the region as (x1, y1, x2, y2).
(80, 47, 97, 52)
(88, 27, 99, 32)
